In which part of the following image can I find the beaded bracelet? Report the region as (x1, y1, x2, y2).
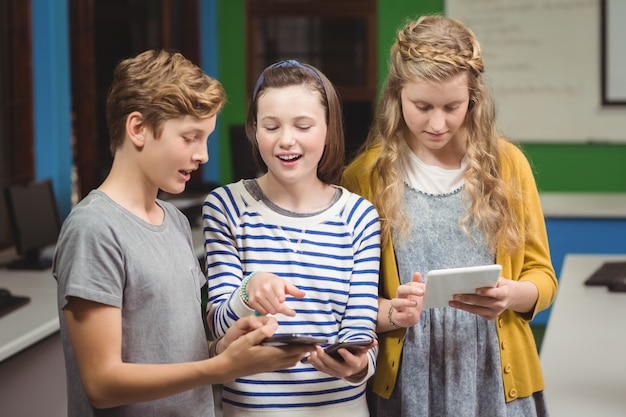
(240, 271, 260, 306)
(388, 305, 401, 329)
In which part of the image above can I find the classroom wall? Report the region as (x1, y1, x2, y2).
(32, 0, 626, 208)
(32, 0, 73, 219)
(214, 0, 626, 192)
(212, 0, 626, 327)
(29, 1, 626, 327)
(446, 0, 626, 143)
(214, 0, 444, 184)
(215, 0, 247, 185)
(522, 143, 626, 192)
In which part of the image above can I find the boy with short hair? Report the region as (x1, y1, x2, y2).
(53, 49, 313, 417)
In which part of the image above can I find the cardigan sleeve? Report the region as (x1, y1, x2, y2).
(495, 140, 558, 401)
(498, 140, 558, 320)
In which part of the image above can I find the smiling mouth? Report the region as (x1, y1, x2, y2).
(278, 154, 301, 162)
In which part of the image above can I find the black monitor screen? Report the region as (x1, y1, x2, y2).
(4, 179, 61, 269)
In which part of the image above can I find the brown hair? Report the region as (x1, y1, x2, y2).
(245, 60, 345, 185)
(106, 49, 226, 154)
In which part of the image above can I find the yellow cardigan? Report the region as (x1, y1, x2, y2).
(341, 139, 557, 402)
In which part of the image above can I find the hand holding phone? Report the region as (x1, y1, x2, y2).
(261, 334, 328, 346)
(301, 339, 373, 363)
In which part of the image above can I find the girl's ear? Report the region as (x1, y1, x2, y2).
(126, 111, 146, 148)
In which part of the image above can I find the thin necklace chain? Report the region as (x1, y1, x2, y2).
(279, 225, 306, 253)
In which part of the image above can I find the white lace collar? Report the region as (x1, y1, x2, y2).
(399, 140, 468, 194)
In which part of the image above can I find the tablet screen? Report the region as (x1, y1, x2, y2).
(423, 264, 502, 309)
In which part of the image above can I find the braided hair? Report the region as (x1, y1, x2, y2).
(364, 15, 521, 254)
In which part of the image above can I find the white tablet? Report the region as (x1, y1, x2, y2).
(423, 264, 502, 309)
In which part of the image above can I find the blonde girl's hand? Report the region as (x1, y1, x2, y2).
(384, 272, 425, 330)
(448, 277, 539, 321)
(244, 271, 306, 316)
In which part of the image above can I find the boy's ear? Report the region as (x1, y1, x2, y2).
(126, 111, 146, 148)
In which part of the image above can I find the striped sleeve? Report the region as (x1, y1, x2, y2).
(202, 183, 382, 412)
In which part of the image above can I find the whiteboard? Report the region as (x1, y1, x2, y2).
(605, 0, 626, 103)
(446, 0, 626, 142)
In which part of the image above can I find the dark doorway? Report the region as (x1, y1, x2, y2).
(69, 0, 201, 200)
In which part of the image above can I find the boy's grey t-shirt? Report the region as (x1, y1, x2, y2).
(53, 190, 214, 417)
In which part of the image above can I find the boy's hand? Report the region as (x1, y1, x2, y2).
(215, 316, 315, 381)
(220, 314, 275, 347)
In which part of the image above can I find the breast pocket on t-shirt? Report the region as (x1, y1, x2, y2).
(188, 264, 204, 303)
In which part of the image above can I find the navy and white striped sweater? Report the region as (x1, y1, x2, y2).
(203, 180, 380, 415)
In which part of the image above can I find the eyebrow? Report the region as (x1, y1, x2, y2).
(412, 98, 466, 106)
(259, 115, 317, 122)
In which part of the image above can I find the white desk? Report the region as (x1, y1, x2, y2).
(0, 267, 59, 361)
(0, 266, 66, 417)
(540, 254, 626, 417)
(540, 192, 626, 218)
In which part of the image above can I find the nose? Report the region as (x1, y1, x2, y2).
(193, 141, 209, 164)
(278, 128, 296, 147)
(429, 109, 446, 133)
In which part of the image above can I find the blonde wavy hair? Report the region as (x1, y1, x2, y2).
(365, 15, 521, 254)
(106, 49, 226, 154)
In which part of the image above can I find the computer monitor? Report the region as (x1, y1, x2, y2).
(4, 179, 61, 269)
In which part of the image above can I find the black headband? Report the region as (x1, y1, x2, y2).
(252, 60, 324, 101)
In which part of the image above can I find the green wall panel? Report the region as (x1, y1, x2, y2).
(376, 0, 444, 90)
(521, 143, 626, 192)
(216, 0, 246, 184)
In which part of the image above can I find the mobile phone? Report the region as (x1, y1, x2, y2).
(324, 340, 373, 360)
(301, 339, 373, 363)
(261, 334, 328, 346)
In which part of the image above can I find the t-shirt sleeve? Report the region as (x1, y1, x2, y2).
(54, 206, 125, 310)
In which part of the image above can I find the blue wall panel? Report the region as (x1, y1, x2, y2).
(32, 0, 72, 218)
(534, 218, 626, 324)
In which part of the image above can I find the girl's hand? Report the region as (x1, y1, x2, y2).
(393, 272, 425, 326)
(245, 271, 305, 316)
(448, 277, 539, 320)
(305, 340, 377, 381)
(379, 272, 425, 331)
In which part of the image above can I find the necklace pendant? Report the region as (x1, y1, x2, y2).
(281, 225, 305, 253)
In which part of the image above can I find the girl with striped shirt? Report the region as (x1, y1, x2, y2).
(203, 60, 381, 417)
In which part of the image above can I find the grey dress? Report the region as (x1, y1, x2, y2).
(372, 185, 548, 417)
